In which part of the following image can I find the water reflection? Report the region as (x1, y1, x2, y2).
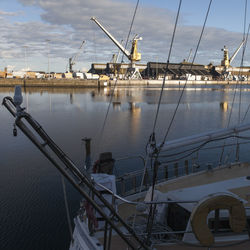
(220, 102, 229, 112)
(1, 86, 250, 250)
(112, 102, 121, 110)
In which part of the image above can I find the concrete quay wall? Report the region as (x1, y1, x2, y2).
(0, 78, 99, 87)
(110, 79, 250, 86)
(1, 78, 250, 88)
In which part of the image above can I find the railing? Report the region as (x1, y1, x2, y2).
(114, 156, 215, 196)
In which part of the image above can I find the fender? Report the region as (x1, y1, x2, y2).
(190, 193, 246, 246)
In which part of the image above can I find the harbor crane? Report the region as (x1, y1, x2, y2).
(91, 16, 142, 79)
(68, 40, 85, 72)
(221, 39, 245, 68)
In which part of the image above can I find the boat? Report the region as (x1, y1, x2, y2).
(3, 1, 250, 249)
(3, 82, 250, 249)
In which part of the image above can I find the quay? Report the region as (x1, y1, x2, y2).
(0, 78, 250, 88)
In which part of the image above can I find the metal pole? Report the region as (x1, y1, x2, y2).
(46, 39, 50, 76)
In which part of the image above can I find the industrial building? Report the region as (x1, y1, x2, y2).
(212, 65, 250, 81)
(143, 61, 213, 80)
(88, 63, 147, 79)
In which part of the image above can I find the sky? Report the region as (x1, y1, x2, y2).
(0, 0, 249, 72)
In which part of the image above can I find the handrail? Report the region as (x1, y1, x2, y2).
(96, 181, 199, 205)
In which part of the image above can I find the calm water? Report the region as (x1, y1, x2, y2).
(1, 85, 250, 250)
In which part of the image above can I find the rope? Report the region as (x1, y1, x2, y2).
(160, 139, 250, 158)
(145, 0, 183, 243)
(61, 175, 73, 243)
(236, 0, 249, 161)
(145, 0, 213, 242)
(159, 135, 240, 164)
(220, 21, 250, 164)
(93, 0, 140, 160)
(158, 0, 213, 154)
(151, 0, 182, 135)
(120, 0, 140, 64)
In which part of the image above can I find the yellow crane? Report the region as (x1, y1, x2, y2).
(221, 39, 245, 68)
(91, 16, 142, 79)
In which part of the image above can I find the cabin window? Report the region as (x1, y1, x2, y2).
(167, 203, 190, 232)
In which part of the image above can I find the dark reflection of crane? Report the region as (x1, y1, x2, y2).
(70, 92, 73, 104)
(128, 102, 141, 113)
(112, 102, 121, 110)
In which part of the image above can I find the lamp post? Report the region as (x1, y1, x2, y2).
(23, 45, 28, 70)
(46, 39, 50, 77)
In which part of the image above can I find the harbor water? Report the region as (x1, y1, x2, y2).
(1, 85, 250, 250)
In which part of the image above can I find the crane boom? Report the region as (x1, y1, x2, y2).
(68, 40, 85, 72)
(91, 17, 131, 60)
(72, 40, 85, 63)
(229, 39, 245, 64)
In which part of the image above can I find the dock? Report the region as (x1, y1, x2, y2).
(0, 78, 250, 88)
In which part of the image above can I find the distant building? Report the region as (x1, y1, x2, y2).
(213, 65, 250, 81)
(0, 71, 7, 78)
(144, 61, 213, 80)
(54, 73, 63, 79)
(88, 62, 147, 79)
(63, 72, 73, 79)
(88, 63, 106, 75)
(26, 71, 36, 79)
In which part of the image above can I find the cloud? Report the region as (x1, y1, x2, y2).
(1, 0, 248, 72)
(0, 10, 21, 16)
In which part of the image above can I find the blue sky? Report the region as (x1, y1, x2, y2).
(0, 0, 249, 72)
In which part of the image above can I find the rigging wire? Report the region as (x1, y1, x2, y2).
(159, 136, 250, 159)
(145, 0, 213, 243)
(236, 0, 249, 161)
(93, 0, 140, 160)
(220, 5, 249, 164)
(158, 0, 213, 154)
(151, 0, 182, 135)
(236, 23, 250, 160)
(145, 0, 183, 244)
(159, 135, 250, 164)
(120, 0, 140, 64)
(61, 175, 73, 243)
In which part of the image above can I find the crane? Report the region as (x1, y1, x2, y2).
(91, 16, 142, 79)
(221, 39, 245, 68)
(68, 40, 85, 72)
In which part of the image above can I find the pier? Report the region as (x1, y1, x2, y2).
(0, 78, 250, 88)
